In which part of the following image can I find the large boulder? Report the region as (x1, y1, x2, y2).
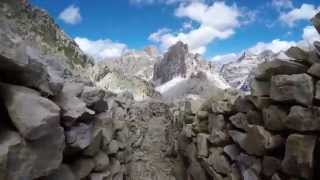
(262, 105, 287, 131)
(270, 73, 314, 106)
(285, 47, 309, 61)
(53, 82, 94, 127)
(229, 125, 283, 156)
(250, 79, 270, 97)
(0, 44, 64, 95)
(307, 63, 320, 78)
(70, 158, 95, 179)
(255, 60, 307, 81)
(65, 123, 93, 150)
(0, 83, 61, 140)
(282, 134, 316, 179)
(284, 106, 320, 131)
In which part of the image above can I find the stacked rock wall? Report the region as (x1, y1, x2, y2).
(170, 12, 320, 180)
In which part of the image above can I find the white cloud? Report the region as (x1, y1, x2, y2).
(74, 37, 128, 61)
(130, 0, 204, 5)
(59, 5, 82, 25)
(279, 4, 320, 26)
(211, 53, 238, 62)
(149, 2, 248, 54)
(298, 25, 320, 48)
(272, 0, 293, 10)
(247, 39, 296, 54)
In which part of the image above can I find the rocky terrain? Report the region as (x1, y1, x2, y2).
(1, 0, 320, 180)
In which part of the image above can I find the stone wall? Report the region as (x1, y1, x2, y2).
(170, 12, 320, 180)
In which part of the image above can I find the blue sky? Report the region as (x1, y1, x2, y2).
(30, 0, 320, 61)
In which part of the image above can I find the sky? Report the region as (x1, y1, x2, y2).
(29, 0, 320, 61)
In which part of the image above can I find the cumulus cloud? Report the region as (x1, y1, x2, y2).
(247, 39, 296, 54)
(130, 0, 204, 5)
(74, 37, 128, 61)
(279, 4, 320, 26)
(272, 0, 293, 10)
(59, 5, 82, 25)
(149, 2, 249, 54)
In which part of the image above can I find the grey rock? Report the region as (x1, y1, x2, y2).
(0, 44, 63, 95)
(0, 83, 61, 140)
(223, 144, 241, 162)
(42, 164, 76, 180)
(285, 46, 309, 61)
(229, 113, 249, 131)
(66, 123, 92, 150)
(83, 127, 103, 157)
(93, 151, 109, 172)
(315, 41, 320, 56)
(70, 158, 95, 179)
(196, 133, 209, 157)
(248, 96, 272, 110)
(232, 96, 256, 113)
(285, 106, 320, 131)
(312, 12, 320, 34)
(243, 169, 260, 180)
(81, 86, 108, 113)
(307, 63, 320, 78)
(250, 79, 270, 97)
(316, 81, 320, 100)
(108, 140, 120, 154)
(262, 105, 287, 131)
(0, 130, 22, 180)
(282, 134, 316, 179)
(271, 173, 282, 180)
(255, 59, 307, 80)
(208, 114, 225, 131)
(262, 156, 281, 177)
(197, 111, 209, 120)
(207, 147, 232, 175)
(230, 126, 283, 156)
(236, 153, 262, 175)
(89, 172, 110, 180)
(54, 83, 94, 127)
(270, 73, 313, 106)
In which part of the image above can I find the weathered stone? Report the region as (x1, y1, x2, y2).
(236, 153, 262, 175)
(53, 83, 94, 127)
(207, 147, 232, 175)
(66, 123, 92, 150)
(312, 12, 320, 34)
(0, 44, 64, 95)
(83, 127, 103, 157)
(107, 140, 120, 154)
(89, 171, 110, 180)
(229, 113, 249, 131)
(42, 164, 76, 180)
(232, 96, 256, 113)
(307, 63, 320, 78)
(196, 133, 209, 157)
(208, 130, 230, 146)
(93, 151, 109, 172)
(315, 41, 320, 56)
(270, 73, 313, 106)
(229, 164, 241, 180)
(282, 134, 316, 179)
(223, 144, 241, 162)
(0, 130, 22, 180)
(248, 96, 272, 110)
(70, 158, 95, 179)
(262, 156, 281, 177)
(208, 114, 225, 131)
(0, 83, 61, 140)
(250, 79, 270, 97)
(81, 86, 108, 113)
(95, 112, 114, 150)
(262, 105, 287, 131)
(197, 111, 209, 120)
(247, 110, 263, 126)
(316, 80, 320, 100)
(255, 59, 307, 80)
(230, 126, 283, 156)
(182, 124, 194, 138)
(285, 46, 309, 61)
(243, 169, 260, 180)
(285, 106, 320, 131)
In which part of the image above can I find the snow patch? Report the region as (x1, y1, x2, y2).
(155, 77, 187, 93)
